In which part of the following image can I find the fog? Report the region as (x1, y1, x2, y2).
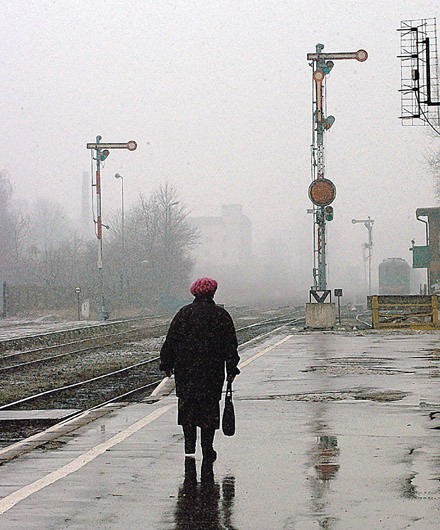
(1, 0, 439, 307)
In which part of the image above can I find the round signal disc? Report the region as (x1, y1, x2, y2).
(313, 70, 325, 82)
(308, 178, 336, 206)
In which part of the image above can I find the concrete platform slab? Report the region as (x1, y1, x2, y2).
(0, 331, 439, 529)
(0, 410, 80, 422)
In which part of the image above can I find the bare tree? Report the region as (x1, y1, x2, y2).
(107, 183, 198, 308)
(428, 148, 440, 202)
(0, 172, 29, 282)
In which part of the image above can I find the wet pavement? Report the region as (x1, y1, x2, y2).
(0, 329, 439, 529)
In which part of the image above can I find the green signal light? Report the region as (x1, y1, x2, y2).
(324, 206, 334, 221)
(100, 149, 110, 161)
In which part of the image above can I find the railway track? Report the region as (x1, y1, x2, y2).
(0, 307, 301, 448)
(0, 324, 167, 373)
(0, 314, 170, 354)
(0, 357, 162, 411)
(355, 312, 373, 328)
(0, 308, 301, 409)
(0, 309, 299, 373)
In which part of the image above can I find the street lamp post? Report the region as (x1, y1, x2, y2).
(75, 287, 81, 321)
(115, 173, 125, 296)
(165, 201, 179, 294)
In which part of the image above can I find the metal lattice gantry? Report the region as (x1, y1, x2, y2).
(398, 18, 440, 128)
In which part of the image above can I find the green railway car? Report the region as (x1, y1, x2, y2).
(379, 258, 411, 295)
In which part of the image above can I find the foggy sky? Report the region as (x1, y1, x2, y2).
(1, 0, 439, 299)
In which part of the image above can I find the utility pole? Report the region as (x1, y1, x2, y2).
(87, 137, 137, 320)
(307, 44, 368, 294)
(352, 217, 375, 296)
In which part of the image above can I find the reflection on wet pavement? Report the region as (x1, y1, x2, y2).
(174, 458, 236, 529)
(315, 435, 340, 481)
(306, 403, 341, 529)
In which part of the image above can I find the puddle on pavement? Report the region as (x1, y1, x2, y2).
(355, 390, 409, 402)
(401, 474, 418, 499)
(299, 356, 416, 376)
(419, 348, 440, 358)
(242, 389, 409, 402)
(302, 364, 411, 376)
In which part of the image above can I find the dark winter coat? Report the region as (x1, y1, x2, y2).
(159, 296, 240, 402)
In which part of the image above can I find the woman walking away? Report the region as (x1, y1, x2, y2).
(160, 278, 240, 461)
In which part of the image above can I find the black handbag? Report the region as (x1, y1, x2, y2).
(222, 381, 235, 436)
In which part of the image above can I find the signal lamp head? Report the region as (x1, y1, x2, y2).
(100, 149, 110, 161)
(324, 206, 334, 221)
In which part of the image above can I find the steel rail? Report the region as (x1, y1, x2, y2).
(87, 379, 163, 409)
(235, 310, 302, 332)
(78, 317, 304, 409)
(0, 314, 171, 353)
(1, 330, 138, 360)
(0, 356, 160, 411)
(0, 310, 304, 411)
(0, 339, 129, 373)
(0, 325, 166, 373)
(355, 312, 373, 328)
(1, 310, 301, 370)
(239, 317, 305, 349)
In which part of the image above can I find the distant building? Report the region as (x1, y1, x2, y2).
(190, 205, 252, 270)
(414, 207, 440, 293)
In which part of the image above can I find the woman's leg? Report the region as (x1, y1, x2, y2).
(182, 424, 197, 455)
(201, 428, 217, 461)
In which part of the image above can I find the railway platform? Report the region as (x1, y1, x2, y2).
(0, 329, 439, 529)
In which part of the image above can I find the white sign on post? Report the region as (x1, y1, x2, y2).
(81, 300, 90, 320)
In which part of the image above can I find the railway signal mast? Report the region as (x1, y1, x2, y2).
(307, 44, 368, 296)
(352, 217, 375, 296)
(87, 136, 137, 320)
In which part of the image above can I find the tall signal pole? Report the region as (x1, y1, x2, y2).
(352, 217, 375, 296)
(307, 44, 368, 295)
(87, 137, 137, 320)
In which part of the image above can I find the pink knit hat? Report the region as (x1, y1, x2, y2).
(190, 277, 218, 297)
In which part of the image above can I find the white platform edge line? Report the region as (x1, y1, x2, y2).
(0, 403, 175, 515)
(0, 333, 293, 514)
(238, 335, 293, 369)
